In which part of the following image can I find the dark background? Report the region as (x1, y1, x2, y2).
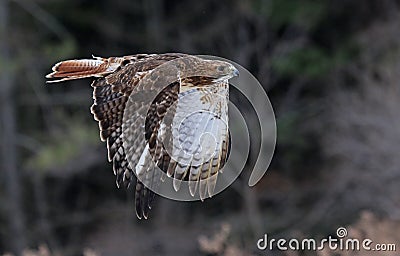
(1, 0, 400, 255)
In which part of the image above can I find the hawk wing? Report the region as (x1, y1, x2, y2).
(90, 54, 187, 219)
(167, 81, 230, 200)
(47, 53, 187, 218)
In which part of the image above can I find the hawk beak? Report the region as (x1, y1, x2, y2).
(232, 67, 239, 77)
(230, 66, 239, 77)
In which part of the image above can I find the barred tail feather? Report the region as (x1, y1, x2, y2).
(46, 56, 123, 83)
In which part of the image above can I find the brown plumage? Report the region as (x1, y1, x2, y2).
(46, 53, 237, 219)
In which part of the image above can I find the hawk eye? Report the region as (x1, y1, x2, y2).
(217, 65, 225, 72)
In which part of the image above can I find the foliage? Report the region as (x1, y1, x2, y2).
(25, 116, 99, 173)
(259, 0, 327, 31)
(272, 43, 358, 78)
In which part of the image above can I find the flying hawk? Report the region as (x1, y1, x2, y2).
(46, 53, 238, 219)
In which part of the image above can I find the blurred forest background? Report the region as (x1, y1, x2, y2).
(1, 0, 400, 255)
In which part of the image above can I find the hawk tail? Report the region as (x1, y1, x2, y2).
(46, 56, 124, 83)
